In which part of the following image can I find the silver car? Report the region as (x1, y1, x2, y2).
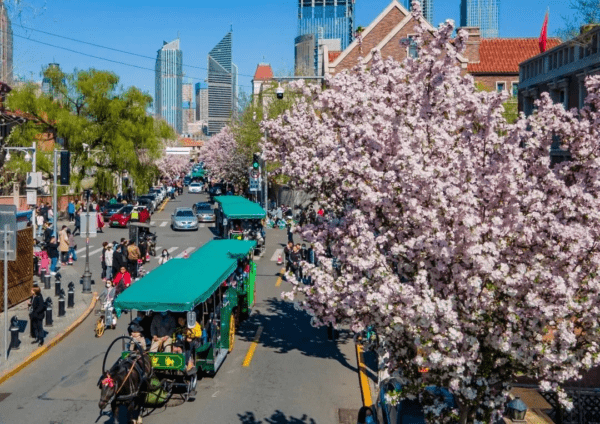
(193, 202, 215, 223)
(171, 208, 199, 231)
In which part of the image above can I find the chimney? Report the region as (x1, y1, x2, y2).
(459, 27, 481, 64)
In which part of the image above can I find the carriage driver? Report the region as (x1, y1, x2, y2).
(150, 312, 176, 352)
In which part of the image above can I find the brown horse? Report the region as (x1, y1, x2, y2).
(98, 351, 153, 424)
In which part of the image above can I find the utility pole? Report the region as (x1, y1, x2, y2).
(263, 131, 268, 211)
(53, 150, 58, 238)
(82, 190, 92, 293)
(31, 142, 37, 237)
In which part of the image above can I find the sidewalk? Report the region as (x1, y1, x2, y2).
(0, 262, 97, 384)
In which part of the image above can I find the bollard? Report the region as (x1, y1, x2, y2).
(58, 290, 66, 317)
(9, 316, 20, 350)
(55, 279, 61, 297)
(42, 273, 51, 290)
(45, 297, 53, 327)
(67, 282, 75, 308)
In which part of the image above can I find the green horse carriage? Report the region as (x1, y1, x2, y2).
(109, 239, 258, 406)
(214, 195, 267, 254)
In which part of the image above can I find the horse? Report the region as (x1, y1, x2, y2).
(98, 347, 153, 424)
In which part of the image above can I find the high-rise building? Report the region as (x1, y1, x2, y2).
(404, 0, 433, 24)
(0, 2, 13, 84)
(155, 38, 183, 134)
(295, 0, 354, 76)
(182, 82, 195, 133)
(41, 63, 61, 96)
(195, 83, 208, 123)
(207, 32, 237, 136)
(460, 0, 499, 38)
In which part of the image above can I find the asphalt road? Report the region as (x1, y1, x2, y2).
(0, 190, 361, 424)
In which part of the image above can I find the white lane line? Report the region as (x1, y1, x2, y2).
(167, 246, 178, 254)
(76, 245, 92, 254)
(90, 247, 104, 256)
(175, 247, 197, 258)
(271, 248, 283, 262)
(160, 221, 168, 227)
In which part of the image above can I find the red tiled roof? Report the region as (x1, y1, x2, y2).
(467, 38, 562, 74)
(254, 64, 273, 81)
(180, 138, 203, 147)
(329, 51, 342, 63)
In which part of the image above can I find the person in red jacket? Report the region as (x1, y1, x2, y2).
(113, 266, 132, 296)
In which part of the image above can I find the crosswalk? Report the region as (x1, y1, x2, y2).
(154, 220, 209, 228)
(74, 244, 198, 259)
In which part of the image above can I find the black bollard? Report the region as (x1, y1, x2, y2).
(55, 280, 61, 297)
(67, 282, 75, 308)
(45, 297, 53, 327)
(42, 274, 51, 290)
(9, 316, 20, 350)
(58, 290, 66, 317)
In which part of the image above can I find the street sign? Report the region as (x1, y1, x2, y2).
(26, 189, 37, 206)
(0, 205, 17, 261)
(249, 177, 261, 192)
(79, 212, 98, 237)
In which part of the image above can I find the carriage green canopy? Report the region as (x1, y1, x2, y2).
(113, 239, 256, 314)
(192, 169, 205, 178)
(214, 195, 266, 219)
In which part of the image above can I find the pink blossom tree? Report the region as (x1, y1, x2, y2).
(198, 127, 247, 187)
(155, 154, 191, 180)
(263, 4, 600, 422)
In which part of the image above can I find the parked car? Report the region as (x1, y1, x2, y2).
(193, 202, 215, 222)
(138, 194, 159, 211)
(171, 207, 199, 231)
(149, 187, 165, 203)
(101, 203, 125, 221)
(188, 182, 204, 193)
(137, 197, 154, 214)
(109, 206, 151, 227)
(208, 183, 225, 199)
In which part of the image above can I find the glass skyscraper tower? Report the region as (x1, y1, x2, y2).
(298, 0, 355, 50)
(460, 0, 499, 38)
(155, 38, 183, 134)
(207, 32, 237, 136)
(404, 0, 433, 25)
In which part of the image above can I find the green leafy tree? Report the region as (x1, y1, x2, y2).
(559, 0, 600, 40)
(5, 67, 175, 194)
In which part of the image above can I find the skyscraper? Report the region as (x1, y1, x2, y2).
(182, 82, 195, 134)
(404, 0, 433, 24)
(460, 0, 499, 38)
(295, 0, 355, 76)
(155, 38, 183, 134)
(195, 83, 208, 123)
(207, 32, 237, 136)
(0, 1, 13, 84)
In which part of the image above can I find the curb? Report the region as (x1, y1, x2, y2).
(356, 343, 374, 407)
(158, 198, 170, 213)
(0, 292, 98, 386)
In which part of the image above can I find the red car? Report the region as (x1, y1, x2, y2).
(109, 206, 150, 227)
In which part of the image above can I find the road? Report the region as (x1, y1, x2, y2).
(0, 190, 361, 424)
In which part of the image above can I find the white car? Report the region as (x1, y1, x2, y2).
(188, 182, 203, 193)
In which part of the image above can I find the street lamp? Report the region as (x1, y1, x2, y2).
(80, 179, 94, 294)
(506, 397, 528, 422)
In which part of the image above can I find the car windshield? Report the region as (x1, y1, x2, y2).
(176, 210, 194, 217)
(196, 203, 211, 211)
(120, 206, 133, 215)
(190, 183, 200, 187)
(107, 204, 122, 211)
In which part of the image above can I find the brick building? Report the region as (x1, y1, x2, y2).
(324, 0, 559, 98)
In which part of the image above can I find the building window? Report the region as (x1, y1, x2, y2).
(512, 82, 518, 97)
(407, 35, 418, 58)
(496, 82, 506, 93)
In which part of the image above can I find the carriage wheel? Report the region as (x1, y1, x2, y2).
(95, 316, 105, 337)
(228, 314, 236, 352)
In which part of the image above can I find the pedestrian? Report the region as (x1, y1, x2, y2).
(43, 222, 53, 244)
(357, 406, 375, 424)
(104, 244, 113, 281)
(101, 241, 109, 281)
(113, 266, 132, 296)
(36, 212, 44, 238)
(112, 242, 123, 277)
(284, 241, 293, 273)
(47, 205, 54, 225)
(158, 248, 171, 265)
(96, 210, 104, 233)
(28, 286, 46, 346)
(73, 210, 81, 236)
(287, 220, 294, 244)
(67, 201, 75, 222)
(67, 229, 77, 263)
(46, 236, 59, 274)
(58, 225, 69, 265)
(127, 240, 141, 279)
(290, 244, 302, 280)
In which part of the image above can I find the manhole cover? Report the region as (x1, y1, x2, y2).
(338, 408, 359, 424)
(0, 393, 11, 402)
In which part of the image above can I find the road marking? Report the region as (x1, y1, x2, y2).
(175, 247, 197, 258)
(76, 246, 91, 254)
(160, 221, 168, 227)
(90, 247, 104, 256)
(167, 246, 178, 254)
(275, 268, 285, 287)
(199, 223, 205, 228)
(212, 391, 220, 398)
(158, 198, 170, 212)
(242, 326, 263, 367)
(356, 344, 373, 407)
(270, 248, 283, 262)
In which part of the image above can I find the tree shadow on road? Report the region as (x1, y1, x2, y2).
(238, 410, 317, 424)
(237, 297, 357, 373)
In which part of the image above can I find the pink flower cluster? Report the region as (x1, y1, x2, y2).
(155, 154, 191, 180)
(262, 2, 600, 421)
(198, 127, 247, 186)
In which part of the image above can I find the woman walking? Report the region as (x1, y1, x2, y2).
(67, 229, 77, 264)
(29, 286, 46, 346)
(47, 237, 59, 274)
(101, 242, 108, 281)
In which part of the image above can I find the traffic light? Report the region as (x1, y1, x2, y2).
(252, 153, 261, 170)
(60, 151, 70, 185)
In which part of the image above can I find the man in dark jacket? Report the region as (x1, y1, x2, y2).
(29, 286, 46, 345)
(289, 244, 303, 281)
(283, 241, 293, 273)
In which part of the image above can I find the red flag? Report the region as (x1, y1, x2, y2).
(539, 11, 549, 53)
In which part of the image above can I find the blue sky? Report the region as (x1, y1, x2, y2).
(11, 0, 573, 104)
